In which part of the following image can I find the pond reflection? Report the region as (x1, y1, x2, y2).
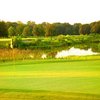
(41, 54, 47, 59)
(55, 47, 98, 58)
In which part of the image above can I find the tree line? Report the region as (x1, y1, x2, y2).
(0, 20, 100, 37)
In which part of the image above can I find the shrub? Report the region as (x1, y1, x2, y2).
(13, 36, 24, 48)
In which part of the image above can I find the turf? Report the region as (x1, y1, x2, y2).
(0, 59, 100, 99)
(0, 90, 100, 100)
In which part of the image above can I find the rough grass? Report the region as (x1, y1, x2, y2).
(0, 48, 100, 61)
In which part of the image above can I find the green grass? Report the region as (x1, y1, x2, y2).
(0, 59, 100, 72)
(0, 59, 100, 100)
(0, 90, 100, 100)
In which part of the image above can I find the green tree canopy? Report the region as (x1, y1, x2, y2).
(8, 26, 16, 37)
(0, 21, 8, 37)
(90, 21, 100, 34)
(79, 24, 90, 35)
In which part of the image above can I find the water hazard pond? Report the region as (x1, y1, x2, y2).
(41, 47, 99, 59)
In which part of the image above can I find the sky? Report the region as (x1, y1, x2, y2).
(0, 0, 100, 24)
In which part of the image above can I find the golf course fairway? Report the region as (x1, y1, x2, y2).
(0, 59, 100, 100)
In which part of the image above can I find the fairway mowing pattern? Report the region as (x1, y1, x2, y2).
(0, 60, 100, 100)
(0, 90, 100, 100)
(0, 71, 100, 77)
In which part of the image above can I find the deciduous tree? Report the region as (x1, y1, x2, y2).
(0, 21, 8, 37)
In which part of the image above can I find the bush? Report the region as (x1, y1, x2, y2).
(1, 34, 100, 49)
(56, 35, 66, 41)
(13, 36, 24, 48)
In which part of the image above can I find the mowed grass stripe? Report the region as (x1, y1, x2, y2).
(0, 91, 100, 100)
(0, 71, 100, 77)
